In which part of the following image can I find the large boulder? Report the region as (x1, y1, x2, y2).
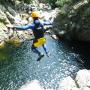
(19, 80, 53, 90)
(58, 69, 90, 90)
(19, 80, 44, 90)
(59, 76, 79, 90)
(75, 69, 90, 89)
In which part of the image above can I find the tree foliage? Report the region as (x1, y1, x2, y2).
(45, 0, 72, 8)
(0, 0, 32, 4)
(45, 0, 57, 8)
(18, 0, 32, 3)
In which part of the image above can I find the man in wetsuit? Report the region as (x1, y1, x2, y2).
(14, 11, 52, 61)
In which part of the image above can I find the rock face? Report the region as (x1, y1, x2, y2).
(0, 9, 11, 24)
(54, 0, 90, 41)
(59, 69, 90, 90)
(0, 0, 58, 48)
(0, 6, 32, 48)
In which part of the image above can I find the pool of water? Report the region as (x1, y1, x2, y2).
(0, 35, 85, 90)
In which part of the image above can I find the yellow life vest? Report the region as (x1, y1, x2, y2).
(33, 38, 46, 47)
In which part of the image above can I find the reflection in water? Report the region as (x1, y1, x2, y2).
(0, 36, 85, 90)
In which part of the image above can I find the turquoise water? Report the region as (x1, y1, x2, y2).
(0, 35, 84, 90)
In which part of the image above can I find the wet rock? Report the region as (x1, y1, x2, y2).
(15, 0, 39, 13)
(39, 3, 45, 9)
(46, 89, 53, 90)
(0, 23, 9, 43)
(59, 76, 79, 90)
(6, 37, 21, 47)
(7, 6, 16, 16)
(73, 0, 88, 10)
(82, 87, 90, 90)
(5, 11, 15, 24)
(75, 69, 90, 89)
(0, 9, 11, 24)
(59, 69, 90, 90)
(51, 34, 58, 40)
(0, 4, 6, 11)
(19, 80, 44, 90)
(32, 0, 39, 7)
(0, 41, 5, 49)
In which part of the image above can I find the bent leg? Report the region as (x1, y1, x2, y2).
(43, 44, 51, 57)
(31, 45, 41, 56)
(31, 45, 44, 61)
(42, 44, 48, 54)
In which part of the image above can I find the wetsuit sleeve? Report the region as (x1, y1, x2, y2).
(15, 24, 34, 30)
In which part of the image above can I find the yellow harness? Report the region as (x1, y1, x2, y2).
(33, 38, 46, 47)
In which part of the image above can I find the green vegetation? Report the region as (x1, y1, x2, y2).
(44, 0, 72, 8)
(0, 0, 32, 5)
(18, 0, 32, 3)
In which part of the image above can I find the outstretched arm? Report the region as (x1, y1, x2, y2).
(15, 24, 34, 30)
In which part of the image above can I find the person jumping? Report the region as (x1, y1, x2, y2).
(14, 11, 52, 61)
